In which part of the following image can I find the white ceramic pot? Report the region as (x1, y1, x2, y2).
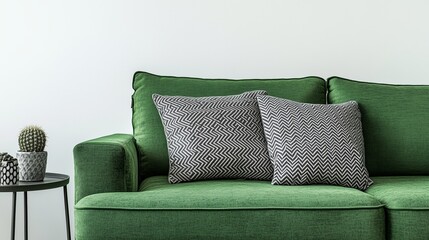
(16, 151, 47, 182)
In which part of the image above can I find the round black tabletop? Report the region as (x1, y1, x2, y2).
(0, 172, 69, 192)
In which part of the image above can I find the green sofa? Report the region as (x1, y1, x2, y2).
(74, 72, 429, 240)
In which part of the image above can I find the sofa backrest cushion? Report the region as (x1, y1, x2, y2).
(132, 71, 326, 179)
(328, 77, 429, 176)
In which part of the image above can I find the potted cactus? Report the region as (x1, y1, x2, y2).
(0, 153, 19, 185)
(16, 126, 48, 182)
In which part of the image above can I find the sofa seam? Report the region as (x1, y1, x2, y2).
(133, 71, 325, 83)
(75, 205, 385, 211)
(327, 76, 429, 87)
(383, 207, 429, 211)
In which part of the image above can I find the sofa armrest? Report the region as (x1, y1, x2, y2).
(73, 134, 138, 203)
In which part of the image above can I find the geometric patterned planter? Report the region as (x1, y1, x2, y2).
(16, 151, 47, 182)
(0, 159, 19, 185)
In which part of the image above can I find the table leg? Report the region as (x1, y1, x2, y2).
(63, 186, 71, 240)
(24, 191, 28, 240)
(11, 192, 16, 240)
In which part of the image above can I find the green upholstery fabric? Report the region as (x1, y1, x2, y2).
(328, 77, 429, 176)
(367, 176, 429, 209)
(132, 72, 326, 179)
(87, 176, 383, 209)
(367, 176, 429, 240)
(75, 176, 385, 240)
(73, 134, 138, 203)
(73, 75, 429, 239)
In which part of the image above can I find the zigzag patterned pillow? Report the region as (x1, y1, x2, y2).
(257, 95, 372, 190)
(153, 91, 272, 184)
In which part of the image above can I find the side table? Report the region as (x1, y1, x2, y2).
(0, 172, 71, 240)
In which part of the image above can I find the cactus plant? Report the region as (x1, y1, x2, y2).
(0, 152, 14, 162)
(0, 152, 7, 161)
(17, 126, 48, 181)
(18, 125, 47, 152)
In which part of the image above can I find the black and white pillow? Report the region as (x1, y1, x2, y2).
(257, 95, 372, 190)
(153, 91, 272, 184)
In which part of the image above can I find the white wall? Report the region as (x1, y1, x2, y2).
(1, 1, 429, 239)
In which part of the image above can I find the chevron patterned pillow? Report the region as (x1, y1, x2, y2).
(153, 91, 272, 184)
(257, 95, 372, 190)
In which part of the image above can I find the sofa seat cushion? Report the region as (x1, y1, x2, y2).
(136, 176, 381, 209)
(75, 176, 385, 240)
(366, 176, 429, 240)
